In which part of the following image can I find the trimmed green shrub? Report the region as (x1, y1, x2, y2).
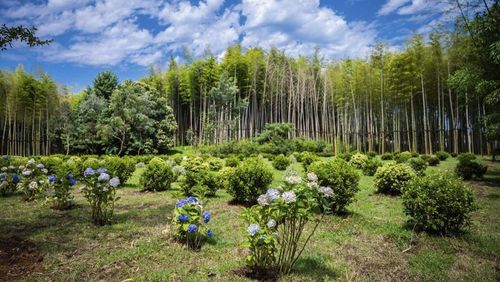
(336, 152, 352, 162)
(457, 153, 476, 163)
(427, 156, 440, 166)
(272, 154, 291, 170)
(381, 152, 393, 160)
(61, 156, 83, 176)
(300, 152, 319, 170)
(367, 151, 377, 158)
(39, 156, 63, 174)
(215, 166, 235, 190)
(455, 160, 487, 180)
(348, 153, 368, 169)
(226, 157, 273, 204)
(225, 155, 240, 167)
(374, 163, 416, 195)
(140, 157, 175, 191)
(420, 155, 431, 162)
(450, 152, 458, 158)
(307, 159, 360, 213)
(410, 151, 419, 158)
(102, 156, 136, 185)
(206, 157, 224, 171)
(435, 151, 450, 161)
(402, 172, 477, 234)
(362, 158, 383, 176)
(394, 151, 413, 163)
(82, 157, 101, 171)
(407, 157, 428, 176)
(181, 157, 218, 197)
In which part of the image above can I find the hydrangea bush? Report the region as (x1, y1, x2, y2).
(242, 172, 328, 275)
(172, 196, 213, 249)
(18, 159, 47, 201)
(44, 173, 77, 210)
(348, 153, 368, 169)
(81, 167, 121, 225)
(0, 159, 20, 196)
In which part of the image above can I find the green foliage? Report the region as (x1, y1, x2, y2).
(307, 159, 360, 213)
(455, 160, 487, 180)
(0, 24, 52, 51)
(44, 173, 76, 210)
(293, 138, 326, 153)
(181, 157, 218, 197)
(348, 153, 368, 169)
(367, 151, 377, 158)
(227, 157, 273, 204)
(407, 157, 428, 176)
(300, 152, 319, 170)
(61, 156, 83, 176)
(457, 153, 476, 163)
(374, 163, 416, 195)
(82, 157, 101, 171)
(92, 70, 118, 100)
(336, 152, 352, 162)
(102, 156, 136, 185)
(272, 154, 291, 170)
(427, 156, 440, 166)
(394, 151, 413, 163)
(18, 159, 46, 201)
(224, 155, 240, 167)
(362, 158, 382, 176)
(435, 151, 450, 161)
(39, 156, 63, 174)
(402, 172, 477, 234)
(450, 152, 458, 158)
(381, 152, 393, 160)
(140, 157, 175, 191)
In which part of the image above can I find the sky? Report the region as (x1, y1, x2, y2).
(0, 0, 455, 92)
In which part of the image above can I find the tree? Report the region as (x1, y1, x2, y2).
(93, 71, 118, 100)
(0, 24, 52, 51)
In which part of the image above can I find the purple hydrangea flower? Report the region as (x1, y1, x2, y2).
(67, 174, 77, 186)
(84, 167, 95, 177)
(178, 213, 190, 223)
(176, 199, 188, 208)
(207, 229, 213, 238)
(48, 175, 57, 183)
(97, 168, 107, 174)
(12, 173, 19, 184)
(187, 224, 197, 234)
(202, 210, 211, 223)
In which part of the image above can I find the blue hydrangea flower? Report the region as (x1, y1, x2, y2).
(48, 175, 57, 183)
(97, 168, 107, 174)
(267, 219, 277, 228)
(0, 173, 6, 181)
(36, 163, 45, 169)
(98, 173, 110, 182)
(266, 189, 281, 201)
(202, 210, 211, 223)
(176, 199, 188, 208)
(109, 177, 120, 188)
(207, 229, 213, 238)
(186, 196, 198, 204)
(247, 224, 260, 236)
(187, 224, 197, 234)
(178, 214, 190, 223)
(12, 173, 19, 184)
(67, 174, 77, 186)
(84, 167, 95, 177)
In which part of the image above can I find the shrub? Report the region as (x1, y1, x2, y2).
(227, 157, 273, 204)
(435, 151, 450, 161)
(102, 157, 136, 185)
(18, 159, 47, 201)
(44, 173, 77, 210)
(300, 152, 319, 170)
(215, 166, 235, 190)
(207, 157, 224, 171)
(0, 171, 19, 196)
(381, 152, 393, 160)
(82, 157, 101, 172)
(362, 158, 382, 176)
(81, 168, 120, 225)
(62, 156, 83, 176)
(410, 151, 419, 158)
(172, 197, 214, 249)
(450, 152, 458, 158)
(367, 151, 377, 158)
(307, 159, 360, 213)
(272, 154, 291, 170)
(402, 172, 477, 234)
(140, 157, 175, 191)
(39, 156, 63, 174)
(348, 153, 368, 169)
(427, 156, 440, 166)
(242, 173, 326, 275)
(407, 157, 428, 176)
(336, 152, 352, 162)
(374, 163, 416, 195)
(457, 153, 476, 163)
(420, 155, 431, 162)
(455, 160, 487, 180)
(394, 151, 413, 163)
(181, 157, 218, 197)
(225, 155, 240, 167)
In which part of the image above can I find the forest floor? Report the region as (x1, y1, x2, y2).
(0, 153, 498, 281)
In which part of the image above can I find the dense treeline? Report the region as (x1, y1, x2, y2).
(0, 2, 498, 156)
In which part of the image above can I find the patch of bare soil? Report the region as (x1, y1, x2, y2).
(337, 233, 415, 281)
(0, 237, 44, 280)
(233, 265, 280, 282)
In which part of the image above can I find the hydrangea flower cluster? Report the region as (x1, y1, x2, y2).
(44, 172, 77, 210)
(81, 167, 120, 225)
(17, 159, 47, 201)
(172, 196, 214, 249)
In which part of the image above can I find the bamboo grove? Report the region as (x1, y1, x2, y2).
(0, 4, 499, 156)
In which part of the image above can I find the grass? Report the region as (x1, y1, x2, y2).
(0, 153, 499, 281)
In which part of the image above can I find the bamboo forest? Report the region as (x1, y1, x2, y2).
(0, 0, 498, 281)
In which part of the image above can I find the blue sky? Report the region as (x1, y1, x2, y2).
(0, 0, 453, 92)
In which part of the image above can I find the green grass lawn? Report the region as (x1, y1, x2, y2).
(1, 155, 499, 281)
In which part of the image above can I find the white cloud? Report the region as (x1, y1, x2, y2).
(241, 0, 375, 58)
(378, 0, 410, 16)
